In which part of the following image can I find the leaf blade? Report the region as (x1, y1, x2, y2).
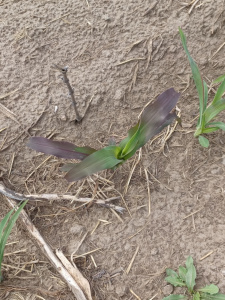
(212, 78, 225, 105)
(198, 136, 209, 148)
(27, 137, 96, 160)
(65, 145, 122, 182)
(185, 256, 196, 293)
(162, 295, 188, 300)
(204, 99, 225, 123)
(198, 285, 219, 295)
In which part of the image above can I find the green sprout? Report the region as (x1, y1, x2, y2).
(0, 201, 27, 282)
(28, 88, 180, 182)
(163, 256, 225, 300)
(179, 28, 225, 148)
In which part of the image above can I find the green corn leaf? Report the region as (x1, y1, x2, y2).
(212, 78, 225, 105)
(162, 295, 188, 300)
(198, 285, 219, 295)
(185, 256, 196, 293)
(0, 201, 28, 282)
(165, 276, 187, 287)
(204, 98, 225, 123)
(193, 292, 200, 300)
(0, 211, 14, 240)
(121, 126, 141, 157)
(119, 123, 139, 150)
(200, 294, 225, 300)
(213, 74, 225, 84)
(207, 122, 225, 131)
(64, 145, 122, 182)
(178, 266, 187, 282)
(202, 127, 219, 134)
(198, 136, 209, 148)
(179, 28, 204, 126)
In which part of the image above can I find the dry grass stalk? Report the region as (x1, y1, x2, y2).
(56, 249, 92, 300)
(5, 196, 89, 300)
(126, 246, 139, 274)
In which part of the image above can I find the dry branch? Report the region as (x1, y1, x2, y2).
(4, 197, 89, 300)
(0, 181, 125, 213)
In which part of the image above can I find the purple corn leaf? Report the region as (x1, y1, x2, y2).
(27, 137, 96, 160)
(65, 145, 122, 182)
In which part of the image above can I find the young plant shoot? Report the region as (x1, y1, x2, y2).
(0, 200, 28, 282)
(28, 88, 180, 182)
(179, 28, 225, 148)
(162, 256, 225, 300)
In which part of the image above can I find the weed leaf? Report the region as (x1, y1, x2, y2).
(65, 145, 122, 182)
(162, 295, 188, 300)
(193, 292, 200, 300)
(178, 266, 187, 282)
(213, 74, 225, 84)
(202, 127, 219, 134)
(203, 81, 208, 112)
(179, 28, 204, 124)
(166, 268, 179, 277)
(185, 256, 196, 292)
(198, 285, 219, 295)
(198, 136, 209, 148)
(165, 276, 186, 287)
(28, 137, 96, 160)
(200, 294, 225, 300)
(204, 99, 225, 123)
(212, 78, 225, 105)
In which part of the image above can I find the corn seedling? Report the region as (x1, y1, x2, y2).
(179, 28, 225, 148)
(0, 200, 27, 282)
(28, 88, 180, 182)
(163, 256, 225, 300)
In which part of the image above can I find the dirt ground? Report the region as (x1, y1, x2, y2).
(1, 0, 225, 299)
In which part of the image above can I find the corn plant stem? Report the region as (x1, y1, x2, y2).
(4, 197, 89, 300)
(0, 181, 124, 213)
(53, 64, 82, 122)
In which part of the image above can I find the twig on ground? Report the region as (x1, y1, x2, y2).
(4, 197, 89, 300)
(53, 64, 82, 122)
(0, 181, 125, 213)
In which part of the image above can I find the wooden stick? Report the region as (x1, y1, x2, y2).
(5, 197, 88, 300)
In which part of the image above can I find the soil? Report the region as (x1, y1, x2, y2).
(1, 0, 225, 299)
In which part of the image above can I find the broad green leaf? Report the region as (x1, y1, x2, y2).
(0, 201, 28, 282)
(179, 28, 204, 126)
(185, 256, 196, 292)
(65, 145, 122, 182)
(213, 74, 225, 84)
(28, 137, 96, 160)
(200, 293, 225, 300)
(165, 276, 187, 287)
(119, 123, 139, 150)
(198, 136, 209, 148)
(198, 285, 219, 295)
(162, 295, 188, 300)
(166, 268, 179, 277)
(193, 292, 200, 300)
(204, 98, 225, 123)
(179, 266, 187, 282)
(185, 256, 194, 270)
(121, 126, 141, 157)
(207, 122, 225, 131)
(202, 127, 219, 134)
(212, 78, 225, 105)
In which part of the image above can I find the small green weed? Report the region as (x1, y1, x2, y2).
(162, 256, 225, 300)
(0, 201, 27, 282)
(179, 28, 225, 148)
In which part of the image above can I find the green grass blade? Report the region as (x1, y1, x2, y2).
(0, 201, 27, 281)
(65, 145, 122, 182)
(202, 127, 219, 134)
(0, 210, 14, 239)
(198, 135, 209, 148)
(203, 81, 208, 112)
(212, 78, 225, 105)
(213, 74, 225, 84)
(121, 126, 141, 157)
(207, 122, 225, 131)
(162, 295, 188, 300)
(198, 285, 219, 295)
(204, 98, 225, 123)
(179, 28, 204, 124)
(119, 123, 139, 150)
